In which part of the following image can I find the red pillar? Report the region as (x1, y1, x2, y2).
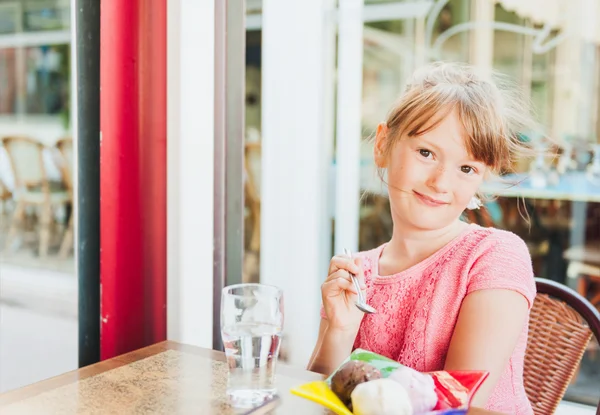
(100, 0, 167, 360)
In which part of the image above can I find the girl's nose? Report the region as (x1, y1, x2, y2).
(426, 166, 451, 194)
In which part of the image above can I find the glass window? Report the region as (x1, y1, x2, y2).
(430, 0, 470, 62)
(0, 48, 17, 114)
(0, 43, 69, 118)
(365, 0, 418, 3)
(24, 44, 69, 116)
(363, 19, 415, 134)
(246, 30, 261, 133)
(22, 0, 70, 32)
(0, 0, 70, 118)
(246, 0, 262, 14)
(530, 38, 554, 129)
(0, 3, 20, 34)
(0, 0, 75, 396)
(493, 4, 526, 85)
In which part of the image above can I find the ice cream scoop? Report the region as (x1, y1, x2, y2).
(388, 365, 438, 413)
(330, 360, 382, 410)
(350, 378, 413, 415)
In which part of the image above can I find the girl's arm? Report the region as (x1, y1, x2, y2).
(444, 288, 529, 407)
(308, 254, 366, 375)
(307, 318, 357, 375)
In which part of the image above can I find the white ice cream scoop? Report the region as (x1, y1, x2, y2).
(350, 378, 413, 415)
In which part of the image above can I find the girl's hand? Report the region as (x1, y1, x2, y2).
(321, 254, 366, 333)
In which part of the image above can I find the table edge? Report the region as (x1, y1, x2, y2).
(0, 341, 323, 407)
(0, 341, 167, 406)
(0, 341, 501, 414)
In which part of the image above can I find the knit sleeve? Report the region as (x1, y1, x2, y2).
(467, 230, 536, 309)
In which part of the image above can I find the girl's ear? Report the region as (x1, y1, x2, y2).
(374, 122, 388, 168)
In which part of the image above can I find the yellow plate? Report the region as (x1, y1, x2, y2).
(290, 380, 353, 415)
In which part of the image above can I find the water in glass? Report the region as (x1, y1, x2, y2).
(220, 283, 283, 408)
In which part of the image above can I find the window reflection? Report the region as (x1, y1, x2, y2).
(24, 44, 69, 115)
(0, 0, 75, 394)
(0, 48, 17, 114)
(23, 0, 70, 32)
(493, 4, 526, 84)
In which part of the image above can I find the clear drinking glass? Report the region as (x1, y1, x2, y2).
(220, 283, 284, 408)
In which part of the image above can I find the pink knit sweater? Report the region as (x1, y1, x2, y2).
(322, 223, 535, 414)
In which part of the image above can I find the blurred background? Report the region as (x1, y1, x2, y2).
(0, 0, 76, 394)
(245, 0, 600, 407)
(0, 0, 598, 411)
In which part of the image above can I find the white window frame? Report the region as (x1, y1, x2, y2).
(0, 30, 70, 48)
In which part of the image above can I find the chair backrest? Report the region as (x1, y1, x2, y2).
(1, 136, 47, 191)
(0, 177, 11, 200)
(524, 278, 600, 415)
(54, 137, 74, 191)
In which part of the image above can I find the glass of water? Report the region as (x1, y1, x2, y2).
(220, 283, 284, 408)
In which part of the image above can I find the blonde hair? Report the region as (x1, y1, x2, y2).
(379, 62, 539, 175)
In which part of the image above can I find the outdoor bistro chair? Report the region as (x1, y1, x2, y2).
(2, 136, 70, 257)
(54, 136, 74, 258)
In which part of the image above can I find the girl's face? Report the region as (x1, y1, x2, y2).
(375, 110, 488, 232)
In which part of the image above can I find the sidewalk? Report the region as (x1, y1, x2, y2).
(0, 263, 77, 318)
(0, 302, 77, 393)
(0, 263, 77, 393)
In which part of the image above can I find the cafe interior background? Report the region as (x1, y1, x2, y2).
(0, 0, 598, 411)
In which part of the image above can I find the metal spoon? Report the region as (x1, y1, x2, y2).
(344, 248, 376, 314)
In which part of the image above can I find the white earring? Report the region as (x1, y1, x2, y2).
(466, 197, 482, 210)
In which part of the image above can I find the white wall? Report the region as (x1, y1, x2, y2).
(334, 0, 364, 255)
(261, 0, 336, 367)
(166, 0, 214, 348)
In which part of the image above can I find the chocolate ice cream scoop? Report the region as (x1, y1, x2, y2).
(330, 360, 382, 410)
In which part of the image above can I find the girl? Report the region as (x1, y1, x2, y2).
(308, 62, 537, 415)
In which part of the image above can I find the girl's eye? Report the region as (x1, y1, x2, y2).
(419, 149, 432, 158)
(461, 166, 475, 174)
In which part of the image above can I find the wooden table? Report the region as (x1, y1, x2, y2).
(0, 341, 504, 414)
